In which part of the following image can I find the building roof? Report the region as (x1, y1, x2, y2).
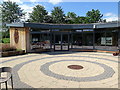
(6, 22, 119, 30)
(94, 22, 119, 28)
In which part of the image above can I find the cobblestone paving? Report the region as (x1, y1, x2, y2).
(0, 52, 119, 88)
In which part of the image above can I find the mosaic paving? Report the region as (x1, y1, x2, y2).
(0, 52, 119, 88)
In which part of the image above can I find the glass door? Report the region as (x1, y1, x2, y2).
(82, 32, 93, 49)
(53, 33, 69, 51)
(62, 34, 69, 50)
(54, 34, 61, 51)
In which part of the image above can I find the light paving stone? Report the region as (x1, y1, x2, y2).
(0, 52, 118, 88)
(49, 61, 104, 77)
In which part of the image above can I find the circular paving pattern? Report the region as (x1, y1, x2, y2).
(1, 52, 118, 88)
(40, 59, 115, 82)
(67, 65, 83, 70)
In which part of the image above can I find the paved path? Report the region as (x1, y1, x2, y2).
(0, 52, 119, 88)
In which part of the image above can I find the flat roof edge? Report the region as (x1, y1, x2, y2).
(6, 22, 119, 29)
(6, 23, 25, 27)
(24, 23, 94, 29)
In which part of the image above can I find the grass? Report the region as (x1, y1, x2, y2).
(2, 38, 10, 43)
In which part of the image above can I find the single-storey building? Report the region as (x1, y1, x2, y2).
(7, 22, 120, 53)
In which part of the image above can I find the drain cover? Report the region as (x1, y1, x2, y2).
(67, 65, 83, 70)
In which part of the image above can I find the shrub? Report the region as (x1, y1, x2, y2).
(2, 38, 10, 43)
(16, 49, 22, 51)
(1, 44, 16, 52)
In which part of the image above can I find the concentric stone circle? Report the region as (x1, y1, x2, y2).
(40, 59, 115, 82)
(67, 65, 83, 70)
(1, 52, 118, 88)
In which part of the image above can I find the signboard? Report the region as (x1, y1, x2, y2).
(101, 37, 112, 45)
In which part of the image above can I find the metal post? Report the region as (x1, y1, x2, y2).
(61, 33, 62, 50)
(118, 28, 120, 52)
(30, 29, 32, 51)
(68, 33, 70, 51)
(11, 76, 14, 89)
(105, 31, 106, 50)
(5, 81, 8, 90)
(93, 29, 95, 50)
(71, 32, 73, 49)
(53, 33, 55, 51)
(50, 30, 52, 51)
(82, 30, 83, 49)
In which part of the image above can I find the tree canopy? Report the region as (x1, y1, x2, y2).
(29, 5, 48, 23)
(29, 5, 105, 24)
(2, 1, 25, 23)
(66, 12, 77, 24)
(2, 1, 25, 38)
(51, 6, 65, 24)
(86, 9, 104, 23)
(67, 12, 77, 19)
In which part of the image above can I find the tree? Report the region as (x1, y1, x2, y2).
(67, 12, 77, 19)
(2, 1, 25, 23)
(44, 15, 53, 23)
(51, 6, 65, 23)
(76, 16, 89, 24)
(86, 9, 103, 23)
(29, 5, 48, 23)
(2, 1, 25, 38)
(66, 12, 77, 24)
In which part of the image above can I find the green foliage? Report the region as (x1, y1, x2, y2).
(2, 38, 10, 43)
(2, 1, 25, 38)
(67, 12, 77, 19)
(51, 6, 65, 23)
(44, 15, 53, 23)
(0, 32, 2, 37)
(86, 9, 103, 23)
(16, 49, 22, 51)
(2, 1, 25, 23)
(28, 5, 105, 24)
(29, 5, 48, 23)
(66, 12, 77, 24)
(2, 30, 10, 38)
(77, 16, 90, 24)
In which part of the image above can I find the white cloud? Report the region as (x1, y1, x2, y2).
(105, 16, 118, 22)
(19, 3, 45, 21)
(19, 4, 34, 21)
(3, 0, 23, 4)
(19, 4, 33, 13)
(104, 13, 118, 22)
(57, 0, 119, 2)
(29, 0, 40, 2)
(104, 13, 113, 17)
(49, 0, 62, 5)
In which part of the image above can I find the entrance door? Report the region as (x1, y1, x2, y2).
(82, 32, 93, 49)
(53, 33, 69, 51)
(62, 34, 69, 50)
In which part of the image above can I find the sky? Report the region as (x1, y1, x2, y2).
(1, 0, 119, 22)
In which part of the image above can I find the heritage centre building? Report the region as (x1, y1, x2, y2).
(7, 22, 120, 53)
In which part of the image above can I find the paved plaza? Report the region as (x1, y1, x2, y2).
(0, 52, 119, 88)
